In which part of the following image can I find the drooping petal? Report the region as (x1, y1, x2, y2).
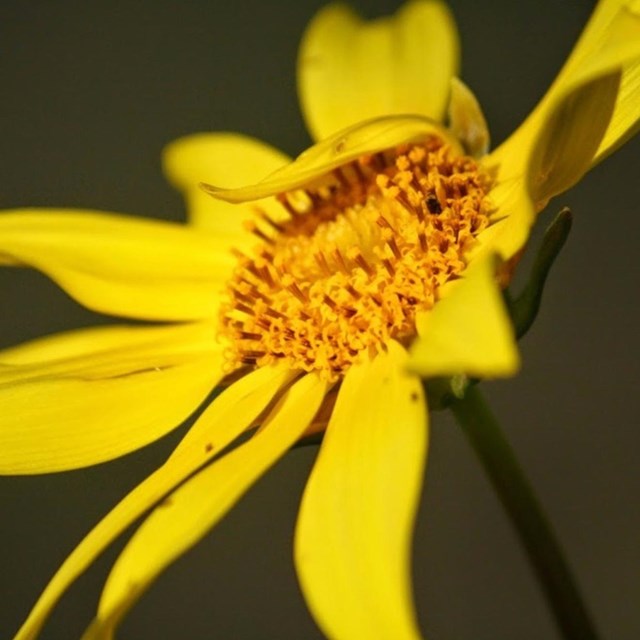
(295, 342, 426, 640)
(0, 322, 222, 474)
(0, 210, 235, 321)
(13, 364, 295, 640)
(163, 133, 290, 234)
(298, 0, 459, 141)
(488, 0, 640, 203)
(409, 257, 520, 378)
(84, 373, 328, 639)
(206, 115, 461, 203)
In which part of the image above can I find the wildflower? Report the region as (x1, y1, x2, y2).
(1, 1, 639, 638)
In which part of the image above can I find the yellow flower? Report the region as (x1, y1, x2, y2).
(1, 1, 639, 638)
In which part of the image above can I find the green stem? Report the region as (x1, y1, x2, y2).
(450, 385, 599, 640)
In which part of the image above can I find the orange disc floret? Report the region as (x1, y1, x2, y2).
(221, 136, 492, 381)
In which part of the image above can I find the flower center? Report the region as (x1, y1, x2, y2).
(221, 136, 491, 381)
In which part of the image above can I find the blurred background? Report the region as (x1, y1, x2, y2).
(0, 0, 638, 638)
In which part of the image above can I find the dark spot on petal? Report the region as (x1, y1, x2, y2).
(410, 391, 419, 402)
(205, 442, 214, 453)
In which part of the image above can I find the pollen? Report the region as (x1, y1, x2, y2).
(221, 137, 492, 381)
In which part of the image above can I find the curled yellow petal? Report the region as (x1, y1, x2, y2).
(409, 257, 520, 378)
(524, 4, 640, 203)
(84, 373, 328, 639)
(13, 365, 295, 640)
(295, 342, 426, 640)
(447, 77, 490, 157)
(488, 0, 640, 202)
(0, 210, 234, 321)
(593, 58, 640, 163)
(298, 0, 459, 141)
(0, 322, 222, 474)
(527, 71, 620, 205)
(205, 115, 461, 203)
(163, 132, 290, 234)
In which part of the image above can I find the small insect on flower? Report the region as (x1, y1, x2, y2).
(425, 194, 443, 215)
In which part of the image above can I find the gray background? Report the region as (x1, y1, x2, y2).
(1, 0, 638, 638)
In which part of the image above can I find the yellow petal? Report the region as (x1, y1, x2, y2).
(206, 115, 462, 203)
(0, 322, 223, 474)
(552, 0, 640, 89)
(527, 71, 620, 205)
(298, 0, 459, 141)
(472, 174, 536, 262)
(526, 5, 640, 203)
(578, 0, 640, 166)
(295, 342, 426, 640)
(163, 133, 290, 234)
(0, 210, 234, 321)
(84, 373, 328, 639)
(0, 321, 214, 367)
(13, 364, 295, 640)
(409, 257, 520, 378)
(593, 59, 640, 163)
(488, 0, 640, 201)
(447, 77, 490, 157)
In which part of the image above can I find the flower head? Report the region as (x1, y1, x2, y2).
(1, 1, 639, 639)
(218, 133, 492, 380)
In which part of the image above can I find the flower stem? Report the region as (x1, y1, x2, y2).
(450, 385, 599, 640)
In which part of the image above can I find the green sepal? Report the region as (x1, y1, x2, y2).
(506, 207, 573, 339)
